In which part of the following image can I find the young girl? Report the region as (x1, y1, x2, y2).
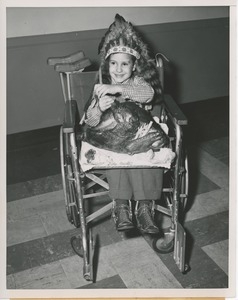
(85, 14, 163, 234)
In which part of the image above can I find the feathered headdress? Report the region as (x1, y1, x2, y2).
(98, 14, 150, 63)
(98, 14, 162, 100)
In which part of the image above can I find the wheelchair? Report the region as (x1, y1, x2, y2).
(47, 50, 189, 282)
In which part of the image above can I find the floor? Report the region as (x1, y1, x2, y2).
(6, 96, 230, 289)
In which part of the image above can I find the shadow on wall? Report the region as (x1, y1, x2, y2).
(122, 26, 181, 103)
(164, 60, 181, 102)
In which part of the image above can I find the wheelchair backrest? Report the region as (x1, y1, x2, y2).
(70, 71, 98, 116)
(67, 53, 167, 120)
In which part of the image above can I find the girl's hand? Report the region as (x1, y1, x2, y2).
(98, 95, 114, 112)
(94, 84, 123, 98)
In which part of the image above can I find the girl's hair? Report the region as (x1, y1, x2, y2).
(134, 56, 162, 101)
(100, 54, 162, 102)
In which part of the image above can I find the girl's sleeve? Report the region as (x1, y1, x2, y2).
(121, 76, 154, 103)
(85, 97, 102, 127)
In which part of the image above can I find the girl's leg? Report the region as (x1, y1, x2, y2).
(129, 168, 164, 234)
(129, 168, 163, 200)
(106, 169, 134, 231)
(106, 169, 133, 200)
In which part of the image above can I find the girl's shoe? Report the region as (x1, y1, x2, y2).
(112, 202, 134, 231)
(135, 203, 160, 234)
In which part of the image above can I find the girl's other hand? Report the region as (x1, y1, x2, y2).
(94, 84, 123, 98)
(98, 95, 114, 112)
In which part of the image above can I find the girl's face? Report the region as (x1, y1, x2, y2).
(108, 53, 135, 83)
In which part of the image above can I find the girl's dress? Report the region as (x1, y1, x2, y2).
(85, 75, 163, 201)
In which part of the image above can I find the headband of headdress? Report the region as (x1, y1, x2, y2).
(98, 14, 150, 63)
(105, 44, 140, 60)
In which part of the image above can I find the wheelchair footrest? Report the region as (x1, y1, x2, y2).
(174, 221, 186, 273)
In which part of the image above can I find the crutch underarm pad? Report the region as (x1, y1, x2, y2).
(163, 95, 188, 126)
(47, 50, 85, 66)
(63, 100, 78, 133)
(54, 58, 91, 73)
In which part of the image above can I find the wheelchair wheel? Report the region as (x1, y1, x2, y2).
(153, 147, 189, 254)
(60, 126, 80, 228)
(180, 150, 189, 211)
(71, 235, 84, 257)
(163, 147, 189, 214)
(152, 227, 174, 254)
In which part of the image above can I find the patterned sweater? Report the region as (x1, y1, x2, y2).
(85, 76, 154, 127)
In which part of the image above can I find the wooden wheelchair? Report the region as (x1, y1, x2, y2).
(47, 50, 189, 282)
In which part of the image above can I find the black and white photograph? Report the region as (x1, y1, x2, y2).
(1, 1, 236, 298)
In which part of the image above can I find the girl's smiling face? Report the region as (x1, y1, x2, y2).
(109, 53, 135, 83)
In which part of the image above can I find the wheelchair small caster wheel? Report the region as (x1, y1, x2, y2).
(152, 228, 174, 254)
(70, 235, 84, 257)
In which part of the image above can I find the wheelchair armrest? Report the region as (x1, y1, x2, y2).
(63, 100, 78, 133)
(163, 94, 188, 126)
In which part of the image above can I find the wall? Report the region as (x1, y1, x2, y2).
(7, 7, 229, 134)
(7, 6, 229, 38)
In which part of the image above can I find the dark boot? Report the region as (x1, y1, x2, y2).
(112, 200, 134, 231)
(135, 201, 159, 234)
